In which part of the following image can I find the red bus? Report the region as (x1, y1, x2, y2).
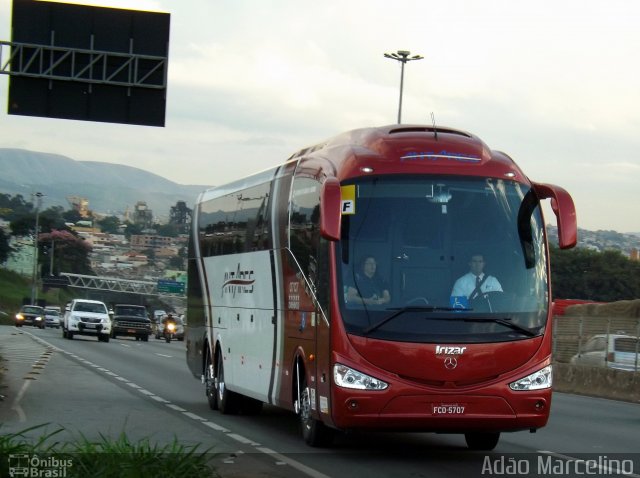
(185, 124, 577, 449)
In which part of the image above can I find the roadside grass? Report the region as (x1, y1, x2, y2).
(0, 271, 215, 476)
(0, 268, 72, 325)
(0, 425, 220, 477)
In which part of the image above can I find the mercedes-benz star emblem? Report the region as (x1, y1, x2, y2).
(444, 356, 458, 369)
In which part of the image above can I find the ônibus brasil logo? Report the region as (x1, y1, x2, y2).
(222, 264, 255, 298)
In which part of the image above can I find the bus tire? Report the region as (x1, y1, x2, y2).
(204, 347, 218, 410)
(216, 352, 240, 414)
(464, 432, 500, 450)
(299, 381, 334, 447)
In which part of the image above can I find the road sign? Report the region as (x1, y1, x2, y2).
(157, 279, 185, 294)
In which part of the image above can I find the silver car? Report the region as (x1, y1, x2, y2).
(44, 308, 61, 328)
(570, 334, 639, 371)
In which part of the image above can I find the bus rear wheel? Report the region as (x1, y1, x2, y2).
(464, 432, 500, 450)
(298, 381, 334, 447)
(215, 353, 240, 414)
(204, 348, 218, 410)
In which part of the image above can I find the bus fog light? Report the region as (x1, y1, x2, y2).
(509, 365, 552, 391)
(333, 363, 388, 390)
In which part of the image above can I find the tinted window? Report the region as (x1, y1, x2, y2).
(198, 181, 272, 256)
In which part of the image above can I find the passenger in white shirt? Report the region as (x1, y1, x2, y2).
(451, 254, 503, 300)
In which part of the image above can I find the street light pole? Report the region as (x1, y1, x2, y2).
(30, 192, 43, 304)
(383, 50, 424, 124)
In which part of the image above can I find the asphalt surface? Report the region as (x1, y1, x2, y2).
(0, 326, 304, 478)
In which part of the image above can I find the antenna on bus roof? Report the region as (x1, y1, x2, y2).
(430, 112, 438, 141)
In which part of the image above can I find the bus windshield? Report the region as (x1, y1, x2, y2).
(337, 175, 549, 343)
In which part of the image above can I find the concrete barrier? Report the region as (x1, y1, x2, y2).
(553, 362, 640, 403)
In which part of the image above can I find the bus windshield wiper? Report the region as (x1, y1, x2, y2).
(462, 317, 538, 337)
(363, 306, 458, 335)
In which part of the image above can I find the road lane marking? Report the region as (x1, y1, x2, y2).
(203, 421, 229, 433)
(183, 412, 206, 421)
(10, 380, 30, 422)
(19, 330, 329, 478)
(256, 447, 332, 478)
(228, 433, 260, 446)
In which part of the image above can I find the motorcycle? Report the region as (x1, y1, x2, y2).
(164, 321, 176, 343)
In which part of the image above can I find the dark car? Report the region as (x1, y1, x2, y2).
(111, 304, 152, 341)
(15, 305, 46, 329)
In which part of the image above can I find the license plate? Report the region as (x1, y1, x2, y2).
(432, 404, 465, 415)
(84, 323, 96, 329)
(127, 329, 136, 333)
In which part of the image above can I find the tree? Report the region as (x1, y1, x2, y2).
(168, 255, 184, 270)
(123, 221, 144, 239)
(62, 209, 84, 224)
(0, 193, 31, 221)
(550, 246, 640, 301)
(156, 223, 179, 238)
(0, 228, 11, 263)
(97, 215, 121, 234)
(38, 230, 93, 275)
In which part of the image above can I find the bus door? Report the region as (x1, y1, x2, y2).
(392, 204, 452, 306)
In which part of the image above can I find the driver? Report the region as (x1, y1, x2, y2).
(451, 254, 502, 300)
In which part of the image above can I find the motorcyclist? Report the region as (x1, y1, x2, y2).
(161, 313, 177, 337)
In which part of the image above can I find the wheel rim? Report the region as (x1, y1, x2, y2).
(205, 354, 215, 400)
(216, 358, 225, 401)
(300, 387, 312, 431)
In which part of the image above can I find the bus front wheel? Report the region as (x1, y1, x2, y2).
(464, 432, 500, 450)
(298, 381, 334, 447)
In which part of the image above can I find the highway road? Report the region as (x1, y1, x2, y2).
(1, 325, 639, 478)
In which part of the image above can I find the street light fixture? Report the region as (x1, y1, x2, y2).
(30, 192, 43, 304)
(383, 50, 424, 124)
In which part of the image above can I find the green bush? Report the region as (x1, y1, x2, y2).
(0, 425, 219, 477)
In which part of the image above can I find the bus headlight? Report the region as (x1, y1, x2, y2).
(509, 365, 552, 391)
(333, 363, 388, 390)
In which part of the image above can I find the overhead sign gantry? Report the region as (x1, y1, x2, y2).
(1, 0, 170, 127)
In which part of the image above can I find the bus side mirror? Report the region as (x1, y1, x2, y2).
(532, 182, 577, 249)
(320, 177, 342, 241)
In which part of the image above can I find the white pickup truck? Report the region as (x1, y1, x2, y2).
(63, 299, 112, 342)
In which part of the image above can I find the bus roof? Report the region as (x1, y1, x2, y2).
(198, 124, 528, 203)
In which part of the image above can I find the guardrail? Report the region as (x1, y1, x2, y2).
(552, 315, 640, 403)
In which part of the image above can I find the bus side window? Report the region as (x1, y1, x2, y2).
(289, 177, 321, 287)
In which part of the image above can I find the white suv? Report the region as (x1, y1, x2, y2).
(570, 334, 639, 372)
(63, 299, 112, 342)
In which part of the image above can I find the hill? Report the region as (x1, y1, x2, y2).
(0, 148, 210, 219)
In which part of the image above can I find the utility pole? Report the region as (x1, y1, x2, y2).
(30, 192, 43, 304)
(383, 50, 424, 124)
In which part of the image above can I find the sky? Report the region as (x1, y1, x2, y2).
(1, 0, 639, 233)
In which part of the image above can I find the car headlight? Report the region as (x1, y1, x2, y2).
(333, 363, 388, 390)
(509, 365, 552, 391)
(16, 314, 24, 320)
(35, 316, 43, 321)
